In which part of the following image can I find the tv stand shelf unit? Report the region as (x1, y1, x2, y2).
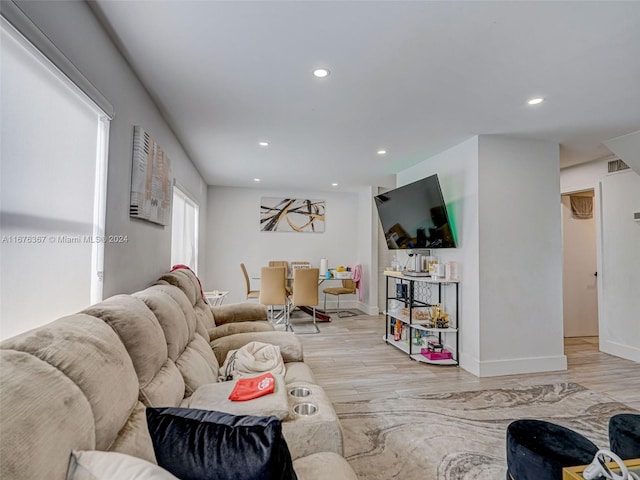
(383, 271, 459, 365)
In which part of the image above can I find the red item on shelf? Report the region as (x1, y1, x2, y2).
(228, 373, 276, 401)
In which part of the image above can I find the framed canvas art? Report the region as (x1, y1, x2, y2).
(129, 126, 172, 226)
(260, 197, 325, 233)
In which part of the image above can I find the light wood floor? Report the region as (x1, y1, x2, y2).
(291, 313, 640, 410)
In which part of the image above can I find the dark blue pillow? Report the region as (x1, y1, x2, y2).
(146, 407, 297, 480)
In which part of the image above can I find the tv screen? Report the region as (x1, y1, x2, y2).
(374, 174, 456, 249)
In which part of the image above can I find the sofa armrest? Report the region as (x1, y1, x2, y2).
(210, 303, 268, 325)
(208, 321, 274, 341)
(210, 331, 303, 365)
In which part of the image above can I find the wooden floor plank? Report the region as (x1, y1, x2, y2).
(294, 313, 640, 407)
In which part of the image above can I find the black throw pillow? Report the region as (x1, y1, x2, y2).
(146, 407, 297, 480)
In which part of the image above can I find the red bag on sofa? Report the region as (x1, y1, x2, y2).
(228, 373, 276, 402)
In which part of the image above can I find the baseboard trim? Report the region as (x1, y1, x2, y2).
(476, 354, 568, 378)
(600, 339, 640, 363)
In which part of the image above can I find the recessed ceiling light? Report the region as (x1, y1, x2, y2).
(331, 183, 338, 187)
(259, 141, 269, 147)
(313, 68, 330, 78)
(377, 149, 387, 155)
(527, 97, 544, 105)
(254, 178, 261, 182)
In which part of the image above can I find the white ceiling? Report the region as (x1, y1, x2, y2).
(91, 1, 640, 192)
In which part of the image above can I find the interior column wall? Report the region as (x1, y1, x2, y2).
(477, 136, 566, 376)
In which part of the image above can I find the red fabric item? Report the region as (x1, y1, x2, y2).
(170, 264, 206, 301)
(228, 373, 276, 402)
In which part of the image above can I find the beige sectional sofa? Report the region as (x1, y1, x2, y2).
(0, 268, 357, 480)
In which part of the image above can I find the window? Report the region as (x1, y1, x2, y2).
(171, 185, 199, 272)
(0, 13, 111, 340)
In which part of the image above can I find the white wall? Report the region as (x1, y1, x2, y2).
(597, 170, 640, 362)
(395, 135, 567, 377)
(14, 1, 208, 299)
(205, 186, 377, 313)
(561, 159, 609, 194)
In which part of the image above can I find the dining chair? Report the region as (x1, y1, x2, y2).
(268, 261, 292, 294)
(240, 263, 260, 300)
(290, 267, 320, 334)
(323, 279, 357, 317)
(259, 266, 289, 327)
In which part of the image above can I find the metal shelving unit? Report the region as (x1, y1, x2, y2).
(383, 271, 459, 366)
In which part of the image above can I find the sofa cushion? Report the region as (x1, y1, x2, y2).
(139, 360, 185, 407)
(157, 269, 216, 332)
(208, 321, 274, 341)
(83, 295, 167, 388)
(84, 295, 186, 408)
(0, 314, 139, 451)
(210, 302, 269, 326)
(134, 287, 194, 361)
(147, 408, 297, 480)
(182, 374, 289, 420)
(135, 285, 219, 395)
(175, 334, 219, 396)
(292, 452, 359, 480)
(106, 402, 156, 463)
(211, 331, 304, 366)
(0, 350, 95, 480)
(283, 362, 316, 385)
(67, 450, 179, 480)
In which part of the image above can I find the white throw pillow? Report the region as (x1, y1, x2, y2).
(67, 450, 179, 480)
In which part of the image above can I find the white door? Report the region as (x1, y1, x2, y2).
(561, 192, 599, 337)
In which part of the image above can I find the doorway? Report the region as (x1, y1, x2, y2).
(561, 191, 599, 337)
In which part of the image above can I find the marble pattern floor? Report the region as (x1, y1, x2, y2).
(296, 314, 640, 479)
(334, 382, 636, 479)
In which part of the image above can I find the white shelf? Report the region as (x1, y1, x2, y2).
(384, 271, 459, 284)
(383, 334, 413, 354)
(410, 324, 457, 333)
(384, 308, 457, 332)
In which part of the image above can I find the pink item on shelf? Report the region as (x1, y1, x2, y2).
(420, 348, 453, 361)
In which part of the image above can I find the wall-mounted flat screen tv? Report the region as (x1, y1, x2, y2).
(374, 174, 457, 249)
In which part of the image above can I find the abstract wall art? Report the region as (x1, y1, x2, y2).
(129, 126, 173, 226)
(260, 197, 325, 233)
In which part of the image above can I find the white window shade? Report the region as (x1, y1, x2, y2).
(171, 186, 199, 272)
(0, 17, 110, 339)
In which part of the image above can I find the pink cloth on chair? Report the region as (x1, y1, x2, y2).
(350, 264, 363, 301)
